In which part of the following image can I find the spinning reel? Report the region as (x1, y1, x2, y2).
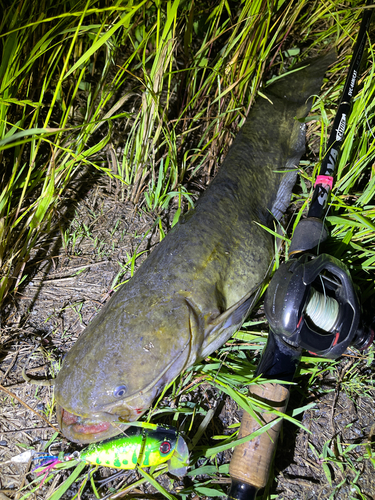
(264, 252, 374, 359)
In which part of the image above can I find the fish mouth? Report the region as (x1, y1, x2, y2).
(56, 404, 139, 444)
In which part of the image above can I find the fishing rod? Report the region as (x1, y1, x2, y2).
(227, 6, 373, 500)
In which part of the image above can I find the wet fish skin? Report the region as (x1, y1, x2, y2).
(54, 53, 335, 444)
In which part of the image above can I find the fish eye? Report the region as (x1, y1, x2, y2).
(113, 385, 127, 398)
(160, 441, 171, 454)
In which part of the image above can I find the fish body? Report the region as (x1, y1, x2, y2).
(54, 54, 334, 444)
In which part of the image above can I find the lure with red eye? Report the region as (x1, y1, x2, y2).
(79, 425, 189, 476)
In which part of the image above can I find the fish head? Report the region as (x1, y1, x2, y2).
(54, 292, 194, 444)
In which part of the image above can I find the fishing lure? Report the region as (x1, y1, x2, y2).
(14, 425, 189, 478)
(78, 425, 189, 476)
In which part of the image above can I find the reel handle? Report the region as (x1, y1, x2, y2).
(228, 383, 289, 499)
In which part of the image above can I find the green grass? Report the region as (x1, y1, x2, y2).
(0, 0, 337, 305)
(2, 0, 372, 306)
(1, 0, 375, 499)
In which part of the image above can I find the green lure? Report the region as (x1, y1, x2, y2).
(78, 425, 189, 476)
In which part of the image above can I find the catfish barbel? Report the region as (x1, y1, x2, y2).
(30, 53, 334, 444)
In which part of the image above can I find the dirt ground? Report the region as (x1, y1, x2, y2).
(1, 177, 375, 500)
(273, 362, 375, 499)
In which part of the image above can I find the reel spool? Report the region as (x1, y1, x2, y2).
(264, 253, 373, 358)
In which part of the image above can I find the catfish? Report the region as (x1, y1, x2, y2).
(51, 53, 335, 444)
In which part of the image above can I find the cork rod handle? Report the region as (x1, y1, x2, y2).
(228, 382, 289, 494)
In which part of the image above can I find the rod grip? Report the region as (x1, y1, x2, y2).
(229, 382, 290, 491)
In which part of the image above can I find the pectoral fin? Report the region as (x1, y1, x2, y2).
(200, 283, 261, 359)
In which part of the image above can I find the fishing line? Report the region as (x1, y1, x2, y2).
(303, 271, 341, 333)
(304, 288, 339, 332)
